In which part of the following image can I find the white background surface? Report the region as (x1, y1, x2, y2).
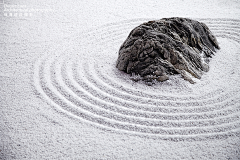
(1, 0, 240, 159)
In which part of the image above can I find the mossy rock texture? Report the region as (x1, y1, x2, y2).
(116, 17, 220, 84)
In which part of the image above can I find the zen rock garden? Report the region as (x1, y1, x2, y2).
(116, 17, 220, 85)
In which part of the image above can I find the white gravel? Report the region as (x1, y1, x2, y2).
(1, 0, 240, 159)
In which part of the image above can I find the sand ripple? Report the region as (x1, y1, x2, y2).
(33, 18, 240, 141)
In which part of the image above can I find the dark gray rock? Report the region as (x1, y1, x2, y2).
(116, 17, 220, 84)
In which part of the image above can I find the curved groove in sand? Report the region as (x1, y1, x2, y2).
(33, 18, 240, 140)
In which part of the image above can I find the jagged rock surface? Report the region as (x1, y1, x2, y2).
(116, 17, 220, 84)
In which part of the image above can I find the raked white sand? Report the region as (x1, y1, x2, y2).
(1, 0, 240, 159)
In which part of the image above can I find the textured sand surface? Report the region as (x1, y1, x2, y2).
(1, 0, 240, 159)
